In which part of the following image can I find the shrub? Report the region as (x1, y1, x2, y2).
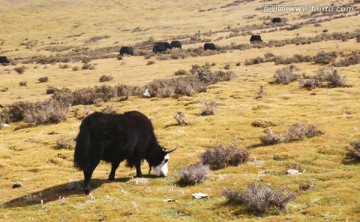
(259, 128, 286, 145)
(200, 145, 250, 170)
(46, 86, 56, 94)
(174, 69, 187, 76)
(273, 65, 300, 84)
(255, 85, 265, 99)
(223, 183, 295, 214)
(14, 66, 26, 74)
(38, 77, 49, 83)
(174, 112, 187, 126)
(1, 87, 9, 92)
(102, 104, 117, 114)
(299, 66, 347, 89)
(260, 122, 324, 145)
(191, 64, 237, 84)
(82, 62, 95, 70)
(345, 141, 360, 161)
(19, 81, 27, 86)
(23, 99, 69, 125)
(313, 51, 337, 64)
(72, 66, 79, 71)
(99, 75, 113, 82)
(147, 61, 155, 65)
(179, 163, 210, 185)
(201, 101, 218, 116)
(56, 138, 74, 149)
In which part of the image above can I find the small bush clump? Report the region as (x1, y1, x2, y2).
(174, 112, 187, 126)
(345, 141, 360, 161)
(299, 66, 348, 89)
(14, 66, 26, 74)
(179, 163, 210, 185)
(200, 145, 250, 170)
(99, 75, 113, 82)
(38, 77, 49, 83)
(200, 101, 218, 116)
(174, 69, 187, 76)
(260, 122, 324, 145)
(56, 138, 75, 149)
(19, 81, 27, 86)
(273, 65, 300, 84)
(223, 183, 295, 215)
(313, 51, 337, 64)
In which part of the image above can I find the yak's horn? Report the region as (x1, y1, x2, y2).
(166, 148, 177, 154)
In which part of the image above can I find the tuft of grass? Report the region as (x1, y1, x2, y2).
(223, 183, 295, 215)
(200, 145, 250, 170)
(56, 137, 75, 150)
(179, 163, 210, 185)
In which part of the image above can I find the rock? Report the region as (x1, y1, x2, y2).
(287, 169, 302, 175)
(192, 192, 209, 199)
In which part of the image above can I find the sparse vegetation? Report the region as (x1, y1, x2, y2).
(14, 66, 26, 74)
(200, 145, 250, 170)
(200, 101, 218, 116)
(273, 65, 300, 85)
(345, 141, 360, 161)
(174, 112, 188, 126)
(223, 183, 295, 215)
(99, 75, 113, 82)
(179, 163, 210, 185)
(38, 77, 49, 83)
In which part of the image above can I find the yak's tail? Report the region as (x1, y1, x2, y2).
(74, 115, 94, 171)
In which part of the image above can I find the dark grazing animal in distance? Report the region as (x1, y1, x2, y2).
(271, 17, 282, 23)
(119, 46, 134, 56)
(153, 42, 171, 53)
(204, 43, 216, 50)
(0, 56, 10, 65)
(250, 35, 262, 43)
(74, 111, 176, 194)
(170, 40, 182, 49)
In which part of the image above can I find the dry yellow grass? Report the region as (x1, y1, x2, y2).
(1, 0, 360, 221)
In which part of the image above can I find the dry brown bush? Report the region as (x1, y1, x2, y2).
(179, 163, 210, 185)
(200, 145, 250, 170)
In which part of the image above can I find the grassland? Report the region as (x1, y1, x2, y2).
(0, 0, 360, 221)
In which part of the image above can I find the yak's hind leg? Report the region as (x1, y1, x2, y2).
(108, 161, 120, 181)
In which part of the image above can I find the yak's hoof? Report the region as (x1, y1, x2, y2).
(84, 189, 90, 195)
(108, 177, 115, 181)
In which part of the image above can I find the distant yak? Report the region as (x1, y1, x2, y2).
(153, 42, 171, 53)
(0, 56, 9, 65)
(170, 41, 182, 49)
(250, 35, 262, 43)
(204, 43, 216, 50)
(119, 46, 134, 56)
(74, 111, 176, 194)
(271, 17, 282, 23)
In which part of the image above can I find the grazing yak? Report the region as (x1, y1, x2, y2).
(153, 42, 171, 53)
(204, 43, 216, 50)
(74, 111, 176, 194)
(170, 40, 182, 49)
(271, 17, 282, 23)
(250, 35, 262, 43)
(0, 56, 9, 65)
(119, 46, 134, 56)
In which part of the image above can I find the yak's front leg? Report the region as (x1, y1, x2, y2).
(135, 160, 142, 177)
(108, 161, 120, 181)
(83, 160, 99, 195)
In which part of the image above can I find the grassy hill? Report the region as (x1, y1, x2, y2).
(0, 0, 360, 221)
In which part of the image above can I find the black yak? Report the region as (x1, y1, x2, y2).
(170, 40, 182, 49)
(74, 111, 175, 194)
(250, 35, 262, 43)
(204, 43, 216, 50)
(119, 46, 134, 56)
(0, 56, 9, 65)
(153, 42, 171, 53)
(271, 17, 282, 23)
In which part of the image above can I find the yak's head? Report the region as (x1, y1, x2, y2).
(151, 148, 176, 177)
